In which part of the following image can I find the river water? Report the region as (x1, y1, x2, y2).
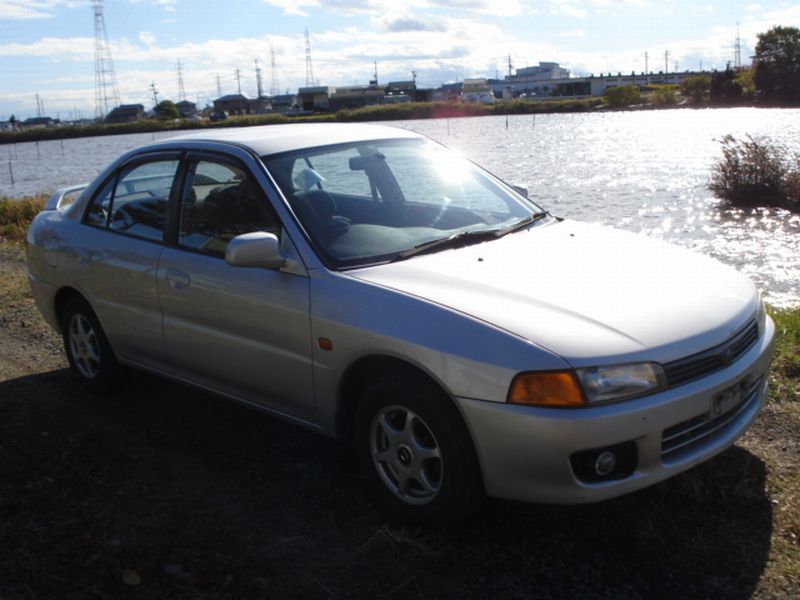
(2, 107, 798, 307)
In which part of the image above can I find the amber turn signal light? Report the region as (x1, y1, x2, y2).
(508, 371, 586, 407)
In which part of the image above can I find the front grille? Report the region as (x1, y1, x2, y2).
(664, 319, 759, 388)
(661, 376, 762, 461)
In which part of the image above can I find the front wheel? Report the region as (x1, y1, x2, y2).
(355, 372, 484, 525)
(61, 296, 121, 392)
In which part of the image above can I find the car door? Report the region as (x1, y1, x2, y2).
(74, 153, 180, 370)
(156, 153, 316, 422)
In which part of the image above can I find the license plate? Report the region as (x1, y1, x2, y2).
(710, 378, 750, 420)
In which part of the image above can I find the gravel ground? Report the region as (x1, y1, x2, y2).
(0, 244, 797, 599)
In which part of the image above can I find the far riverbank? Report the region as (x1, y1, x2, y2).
(1, 99, 606, 145)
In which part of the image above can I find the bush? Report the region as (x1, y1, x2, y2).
(709, 135, 800, 211)
(0, 195, 47, 243)
(650, 84, 680, 107)
(604, 85, 642, 108)
(681, 76, 711, 105)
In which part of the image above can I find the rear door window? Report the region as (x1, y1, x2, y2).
(84, 159, 179, 243)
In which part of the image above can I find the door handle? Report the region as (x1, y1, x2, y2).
(166, 269, 191, 290)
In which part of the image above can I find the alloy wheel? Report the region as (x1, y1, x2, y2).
(369, 405, 443, 505)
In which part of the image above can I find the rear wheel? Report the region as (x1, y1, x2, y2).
(355, 371, 484, 525)
(61, 296, 120, 392)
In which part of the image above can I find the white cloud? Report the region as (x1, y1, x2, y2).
(0, 0, 74, 20)
(138, 31, 157, 46)
(263, 0, 523, 17)
(746, 3, 763, 11)
(559, 28, 586, 38)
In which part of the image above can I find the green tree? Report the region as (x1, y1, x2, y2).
(735, 68, 756, 100)
(710, 68, 746, 105)
(681, 76, 711, 105)
(754, 25, 800, 105)
(604, 85, 642, 108)
(650, 84, 679, 107)
(154, 100, 179, 120)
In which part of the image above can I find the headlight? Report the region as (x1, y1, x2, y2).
(509, 363, 667, 407)
(576, 362, 667, 404)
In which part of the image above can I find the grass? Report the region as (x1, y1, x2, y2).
(0, 194, 46, 244)
(769, 308, 800, 402)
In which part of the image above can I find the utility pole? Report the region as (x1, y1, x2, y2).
(664, 50, 670, 74)
(270, 44, 279, 97)
(216, 74, 222, 97)
(255, 58, 264, 98)
(150, 82, 159, 107)
(507, 55, 513, 78)
(35, 94, 44, 117)
(644, 51, 649, 74)
(176, 60, 186, 101)
(235, 68, 242, 95)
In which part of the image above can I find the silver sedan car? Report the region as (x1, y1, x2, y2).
(27, 123, 775, 524)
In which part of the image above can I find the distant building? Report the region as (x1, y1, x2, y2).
(431, 82, 462, 102)
(386, 81, 432, 103)
(175, 100, 197, 118)
(329, 85, 385, 111)
(21, 116, 59, 129)
(271, 93, 297, 113)
(461, 79, 496, 103)
(297, 86, 335, 112)
(515, 62, 571, 81)
(213, 94, 248, 116)
(106, 104, 145, 123)
(489, 68, 705, 99)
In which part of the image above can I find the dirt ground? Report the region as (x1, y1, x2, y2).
(0, 244, 797, 599)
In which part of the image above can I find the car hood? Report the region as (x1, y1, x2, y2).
(349, 220, 757, 366)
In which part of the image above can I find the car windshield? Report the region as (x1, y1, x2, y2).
(263, 138, 545, 268)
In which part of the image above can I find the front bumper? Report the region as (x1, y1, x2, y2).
(455, 316, 775, 504)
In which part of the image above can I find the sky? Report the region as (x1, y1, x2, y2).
(1, 0, 799, 121)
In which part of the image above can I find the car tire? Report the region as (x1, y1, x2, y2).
(354, 370, 484, 526)
(61, 296, 120, 392)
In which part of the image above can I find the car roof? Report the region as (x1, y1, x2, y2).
(165, 123, 423, 156)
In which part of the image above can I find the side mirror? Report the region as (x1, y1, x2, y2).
(225, 232, 286, 269)
(511, 184, 529, 198)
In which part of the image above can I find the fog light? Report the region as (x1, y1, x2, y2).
(570, 441, 638, 483)
(594, 451, 616, 476)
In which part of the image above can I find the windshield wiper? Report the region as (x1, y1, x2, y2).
(389, 212, 549, 263)
(495, 211, 549, 238)
(392, 229, 501, 262)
